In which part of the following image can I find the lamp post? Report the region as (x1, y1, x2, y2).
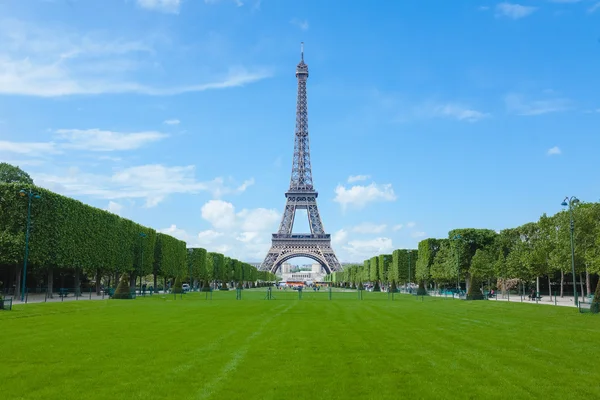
(407, 250, 412, 294)
(19, 189, 41, 302)
(453, 234, 462, 292)
(139, 232, 147, 294)
(561, 196, 580, 307)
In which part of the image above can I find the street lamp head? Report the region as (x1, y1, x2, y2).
(19, 190, 26, 197)
(572, 197, 580, 205)
(34, 194, 41, 199)
(453, 234, 462, 240)
(561, 198, 568, 207)
(139, 232, 147, 238)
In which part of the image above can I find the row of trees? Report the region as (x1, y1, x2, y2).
(328, 203, 600, 303)
(325, 250, 418, 291)
(0, 177, 274, 298)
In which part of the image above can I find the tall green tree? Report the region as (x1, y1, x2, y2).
(0, 163, 33, 184)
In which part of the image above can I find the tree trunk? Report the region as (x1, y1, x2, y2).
(586, 268, 591, 297)
(74, 268, 80, 296)
(548, 276, 552, 298)
(579, 272, 585, 299)
(14, 266, 22, 300)
(129, 274, 136, 292)
(47, 267, 54, 298)
(536, 276, 540, 295)
(95, 270, 101, 295)
(560, 270, 564, 297)
(154, 274, 158, 290)
(164, 277, 167, 293)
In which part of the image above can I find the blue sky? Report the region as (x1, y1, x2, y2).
(1, 0, 600, 264)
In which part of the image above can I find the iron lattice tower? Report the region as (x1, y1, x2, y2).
(260, 44, 342, 274)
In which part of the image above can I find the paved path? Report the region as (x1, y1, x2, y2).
(428, 292, 590, 308)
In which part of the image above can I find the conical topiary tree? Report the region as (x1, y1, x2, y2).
(172, 276, 183, 294)
(358, 282, 364, 290)
(220, 281, 229, 291)
(416, 280, 428, 296)
(113, 273, 133, 299)
(201, 280, 211, 292)
(390, 281, 397, 293)
(373, 281, 381, 292)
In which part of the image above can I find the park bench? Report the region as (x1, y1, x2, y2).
(59, 288, 70, 298)
(528, 293, 542, 301)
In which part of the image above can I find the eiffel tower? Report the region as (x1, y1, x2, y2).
(260, 44, 342, 274)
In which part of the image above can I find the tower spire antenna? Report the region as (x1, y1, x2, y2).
(301, 41, 304, 62)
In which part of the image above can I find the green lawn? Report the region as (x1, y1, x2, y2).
(1, 291, 598, 400)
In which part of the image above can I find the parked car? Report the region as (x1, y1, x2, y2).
(182, 284, 190, 292)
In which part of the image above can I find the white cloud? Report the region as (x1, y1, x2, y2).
(137, 0, 181, 14)
(106, 201, 123, 215)
(0, 19, 271, 97)
(237, 207, 280, 231)
(433, 104, 490, 122)
(392, 224, 403, 231)
(588, 2, 600, 12)
(204, 0, 245, 6)
(334, 182, 397, 210)
(347, 174, 370, 183)
(290, 18, 310, 30)
(201, 200, 237, 230)
(504, 93, 571, 115)
(411, 231, 426, 238)
(163, 119, 180, 125)
(201, 199, 280, 233)
(191, 199, 281, 260)
(198, 230, 224, 242)
(235, 231, 259, 243)
(343, 237, 394, 259)
(332, 229, 349, 246)
(351, 223, 387, 234)
(406, 222, 416, 228)
(547, 146, 561, 156)
(0, 140, 59, 155)
(158, 224, 192, 242)
(33, 165, 253, 207)
(495, 3, 537, 19)
(549, 0, 581, 3)
(54, 129, 168, 151)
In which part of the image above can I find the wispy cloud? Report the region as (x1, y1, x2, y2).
(547, 146, 562, 156)
(351, 223, 387, 234)
(588, 2, 600, 12)
(204, 0, 245, 6)
(505, 93, 571, 115)
(392, 224, 403, 231)
(54, 129, 168, 151)
(347, 174, 370, 183)
(411, 231, 426, 238)
(495, 3, 537, 19)
(290, 18, 310, 31)
(0, 19, 271, 97)
(137, 0, 181, 14)
(0, 141, 59, 155)
(432, 103, 490, 122)
(163, 119, 180, 125)
(33, 165, 254, 207)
